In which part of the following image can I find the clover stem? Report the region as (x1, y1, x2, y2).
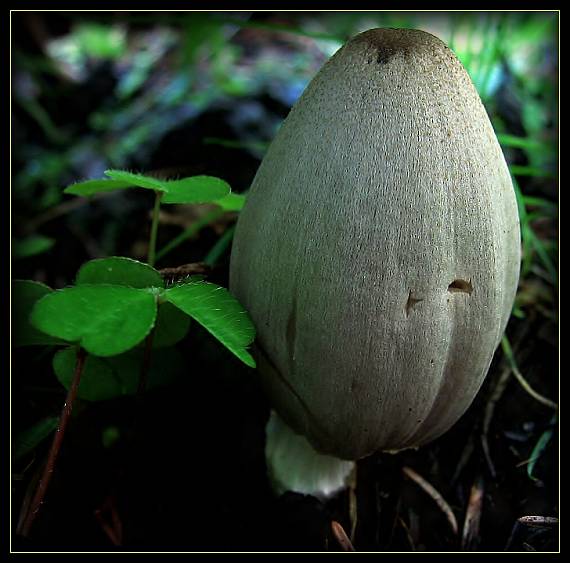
(19, 347, 87, 537)
(155, 208, 224, 263)
(148, 190, 163, 267)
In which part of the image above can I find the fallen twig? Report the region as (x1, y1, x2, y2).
(158, 262, 212, 282)
(501, 336, 557, 411)
(518, 515, 559, 528)
(331, 520, 356, 551)
(505, 515, 558, 550)
(461, 475, 484, 551)
(398, 515, 416, 551)
(95, 495, 123, 545)
(480, 324, 531, 479)
(94, 494, 123, 546)
(402, 466, 458, 535)
(18, 348, 87, 537)
(347, 465, 358, 543)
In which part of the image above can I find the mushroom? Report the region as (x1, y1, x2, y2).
(229, 28, 521, 498)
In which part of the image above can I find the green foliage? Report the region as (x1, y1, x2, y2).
(64, 178, 134, 196)
(53, 345, 184, 401)
(13, 417, 59, 462)
(511, 175, 557, 284)
(25, 251, 255, 367)
(74, 257, 191, 349)
(151, 302, 191, 348)
(31, 285, 158, 357)
(527, 414, 557, 480)
(161, 176, 230, 204)
(74, 23, 126, 60)
(219, 15, 344, 43)
(53, 347, 123, 401)
(104, 170, 170, 191)
(102, 426, 121, 448)
(13, 235, 55, 259)
(497, 133, 550, 152)
(204, 225, 236, 266)
(65, 170, 230, 205)
(111, 346, 185, 392)
(521, 196, 557, 214)
(509, 165, 556, 179)
(12, 280, 65, 347)
(527, 429, 553, 480)
(76, 257, 164, 288)
(180, 12, 226, 67)
(215, 192, 247, 212)
(164, 282, 256, 367)
(203, 137, 269, 153)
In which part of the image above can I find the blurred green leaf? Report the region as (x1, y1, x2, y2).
(161, 176, 231, 204)
(64, 178, 134, 196)
(102, 426, 121, 448)
(204, 225, 236, 266)
(31, 285, 158, 357)
(218, 16, 344, 43)
(512, 176, 557, 284)
(203, 137, 269, 153)
(527, 416, 556, 480)
(512, 306, 526, 319)
(509, 165, 555, 179)
(53, 345, 184, 402)
(53, 347, 123, 401)
(180, 12, 223, 67)
(116, 49, 158, 100)
(164, 282, 256, 367)
(110, 346, 184, 394)
(66, 172, 230, 202)
(12, 280, 65, 347)
(215, 192, 247, 212)
(521, 98, 550, 137)
(76, 257, 164, 289)
(152, 302, 191, 348)
(505, 13, 557, 49)
(497, 133, 553, 151)
(522, 196, 558, 214)
(75, 23, 126, 59)
(13, 235, 55, 259)
(13, 417, 59, 462)
(104, 170, 169, 192)
(524, 226, 557, 284)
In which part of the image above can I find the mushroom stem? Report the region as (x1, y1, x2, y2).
(265, 410, 355, 499)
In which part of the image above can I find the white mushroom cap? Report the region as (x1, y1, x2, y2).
(231, 29, 520, 464)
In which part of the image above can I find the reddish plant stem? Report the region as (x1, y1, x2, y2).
(19, 347, 87, 537)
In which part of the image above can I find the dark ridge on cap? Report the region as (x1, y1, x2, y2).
(350, 28, 449, 65)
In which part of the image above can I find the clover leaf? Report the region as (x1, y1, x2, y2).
(161, 176, 230, 204)
(12, 280, 66, 347)
(163, 281, 255, 367)
(76, 257, 164, 288)
(31, 285, 158, 357)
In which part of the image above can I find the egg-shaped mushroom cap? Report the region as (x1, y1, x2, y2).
(230, 28, 520, 460)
